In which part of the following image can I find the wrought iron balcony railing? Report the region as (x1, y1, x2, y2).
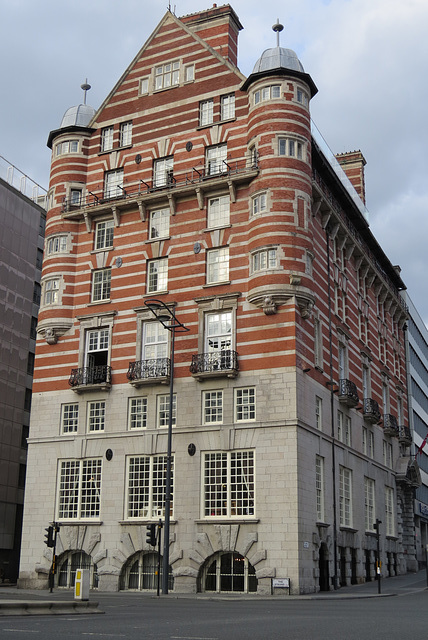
(338, 379, 359, 407)
(190, 350, 239, 380)
(383, 414, 399, 437)
(363, 397, 381, 424)
(127, 358, 171, 384)
(398, 425, 412, 445)
(69, 365, 112, 388)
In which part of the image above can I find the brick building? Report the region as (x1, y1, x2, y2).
(19, 5, 418, 594)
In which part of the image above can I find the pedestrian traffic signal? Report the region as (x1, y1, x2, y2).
(146, 523, 156, 546)
(44, 526, 54, 547)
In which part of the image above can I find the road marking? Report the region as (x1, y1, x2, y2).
(170, 637, 218, 640)
(82, 634, 126, 638)
(2, 631, 40, 634)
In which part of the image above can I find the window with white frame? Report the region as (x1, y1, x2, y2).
(43, 278, 60, 305)
(57, 458, 102, 519)
(206, 144, 227, 176)
(254, 85, 281, 104)
(55, 139, 79, 156)
(221, 93, 235, 120)
(364, 477, 375, 531)
(149, 208, 170, 239)
(147, 258, 168, 293)
(382, 378, 389, 413)
(337, 411, 351, 446)
(203, 450, 255, 517)
(385, 486, 394, 536)
(339, 466, 352, 527)
(205, 311, 232, 354)
(128, 397, 148, 430)
(120, 121, 133, 147)
(185, 64, 195, 82)
(154, 61, 180, 90)
(47, 235, 68, 255)
(279, 137, 304, 159)
(338, 341, 347, 380)
(139, 77, 149, 95)
(61, 403, 79, 434)
(203, 390, 223, 424)
(316, 455, 325, 521)
(296, 88, 309, 106)
(101, 126, 114, 152)
(314, 317, 323, 369)
(95, 220, 114, 251)
(200, 99, 214, 126)
(85, 328, 110, 374)
(153, 156, 173, 188)
(383, 440, 393, 468)
(251, 192, 267, 215)
(92, 268, 111, 302)
(70, 188, 83, 207)
(207, 195, 230, 228)
(104, 168, 123, 199)
(126, 454, 173, 519)
(207, 247, 229, 284)
(158, 394, 176, 427)
(315, 396, 322, 430)
(235, 387, 256, 422)
(142, 321, 169, 362)
(251, 248, 277, 273)
(87, 400, 106, 432)
(362, 427, 374, 459)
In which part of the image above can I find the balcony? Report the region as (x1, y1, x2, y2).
(398, 425, 412, 445)
(338, 379, 359, 407)
(363, 398, 381, 424)
(127, 358, 171, 386)
(190, 350, 239, 381)
(383, 414, 399, 437)
(69, 366, 112, 393)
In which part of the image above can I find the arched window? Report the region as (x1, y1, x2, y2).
(201, 552, 257, 593)
(120, 552, 173, 591)
(57, 551, 98, 589)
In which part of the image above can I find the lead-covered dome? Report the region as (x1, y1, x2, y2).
(252, 46, 305, 74)
(60, 104, 96, 128)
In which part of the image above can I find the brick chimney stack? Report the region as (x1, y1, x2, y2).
(180, 4, 243, 67)
(335, 150, 367, 204)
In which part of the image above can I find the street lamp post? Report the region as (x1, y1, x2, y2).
(144, 299, 189, 594)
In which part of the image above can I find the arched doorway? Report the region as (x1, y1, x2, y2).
(319, 543, 330, 591)
(57, 551, 98, 589)
(120, 551, 173, 591)
(199, 552, 257, 593)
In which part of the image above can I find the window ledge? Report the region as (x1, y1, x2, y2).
(98, 144, 133, 156)
(118, 519, 177, 525)
(340, 526, 358, 534)
(204, 225, 232, 233)
(87, 299, 112, 307)
(195, 518, 259, 524)
(203, 281, 231, 288)
(145, 236, 171, 244)
(316, 521, 331, 528)
(56, 520, 103, 526)
(197, 117, 236, 131)
(91, 247, 115, 255)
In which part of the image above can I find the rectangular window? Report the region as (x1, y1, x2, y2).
(315, 396, 322, 430)
(154, 61, 180, 90)
(147, 258, 168, 293)
(95, 220, 114, 250)
(128, 397, 148, 430)
(104, 168, 123, 199)
(383, 441, 393, 468)
(126, 455, 173, 519)
(185, 64, 195, 82)
(235, 387, 256, 422)
(203, 390, 223, 424)
(279, 137, 303, 159)
(149, 208, 170, 239)
(200, 99, 214, 126)
(153, 156, 173, 188)
(207, 195, 230, 228)
(119, 121, 132, 147)
(385, 486, 394, 536)
(139, 77, 149, 95)
(101, 126, 114, 152)
(142, 321, 169, 362)
(339, 466, 352, 527)
(296, 88, 308, 105)
(221, 93, 235, 120)
(158, 394, 176, 428)
(362, 428, 374, 458)
(47, 235, 67, 254)
(206, 311, 232, 353)
(254, 85, 280, 104)
(55, 140, 79, 156)
(92, 268, 111, 302)
(345, 416, 351, 446)
(337, 410, 344, 442)
(314, 318, 323, 369)
(43, 278, 60, 305)
(58, 458, 102, 519)
(203, 450, 255, 517)
(251, 192, 267, 215)
(87, 400, 106, 432)
(252, 248, 277, 272)
(85, 328, 109, 374)
(316, 455, 324, 521)
(61, 403, 79, 434)
(364, 477, 375, 531)
(207, 247, 229, 284)
(70, 188, 83, 207)
(206, 144, 227, 176)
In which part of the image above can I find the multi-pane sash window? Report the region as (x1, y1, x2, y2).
(315, 396, 322, 430)
(127, 455, 173, 519)
(385, 486, 394, 536)
(279, 137, 303, 159)
(95, 220, 114, 250)
(203, 390, 223, 424)
(158, 394, 176, 427)
(314, 318, 323, 369)
(251, 192, 267, 215)
(153, 156, 173, 188)
(316, 455, 324, 521)
(296, 88, 309, 105)
(70, 188, 83, 207)
(207, 195, 230, 228)
(363, 428, 374, 458)
(221, 94, 235, 120)
(120, 121, 132, 147)
(143, 322, 169, 361)
(203, 450, 255, 517)
(207, 247, 229, 283)
(85, 328, 109, 373)
(206, 311, 232, 353)
(61, 403, 79, 434)
(101, 126, 114, 152)
(364, 477, 375, 531)
(147, 258, 168, 293)
(206, 144, 227, 176)
(58, 459, 102, 519)
(92, 268, 111, 302)
(87, 400, 106, 432)
(254, 85, 281, 104)
(47, 235, 67, 254)
(149, 208, 170, 239)
(185, 64, 195, 82)
(55, 139, 79, 156)
(339, 466, 352, 527)
(383, 441, 393, 468)
(235, 388, 256, 422)
(104, 168, 123, 199)
(128, 397, 148, 430)
(43, 278, 60, 305)
(200, 99, 214, 126)
(252, 248, 277, 272)
(154, 61, 180, 90)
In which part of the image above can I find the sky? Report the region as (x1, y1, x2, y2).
(1, 0, 427, 326)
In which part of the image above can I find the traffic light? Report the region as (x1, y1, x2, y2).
(146, 523, 156, 546)
(44, 525, 54, 547)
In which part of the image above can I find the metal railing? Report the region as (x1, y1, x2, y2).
(127, 358, 171, 381)
(0, 155, 47, 208)
(398, 425, 412, 444)
(383, 414, 399, 436)
(69, 366, 112, 387)
(338, 379, 359, 406)
(190, 350, 239, 375)
(363, 397, 381, 424)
